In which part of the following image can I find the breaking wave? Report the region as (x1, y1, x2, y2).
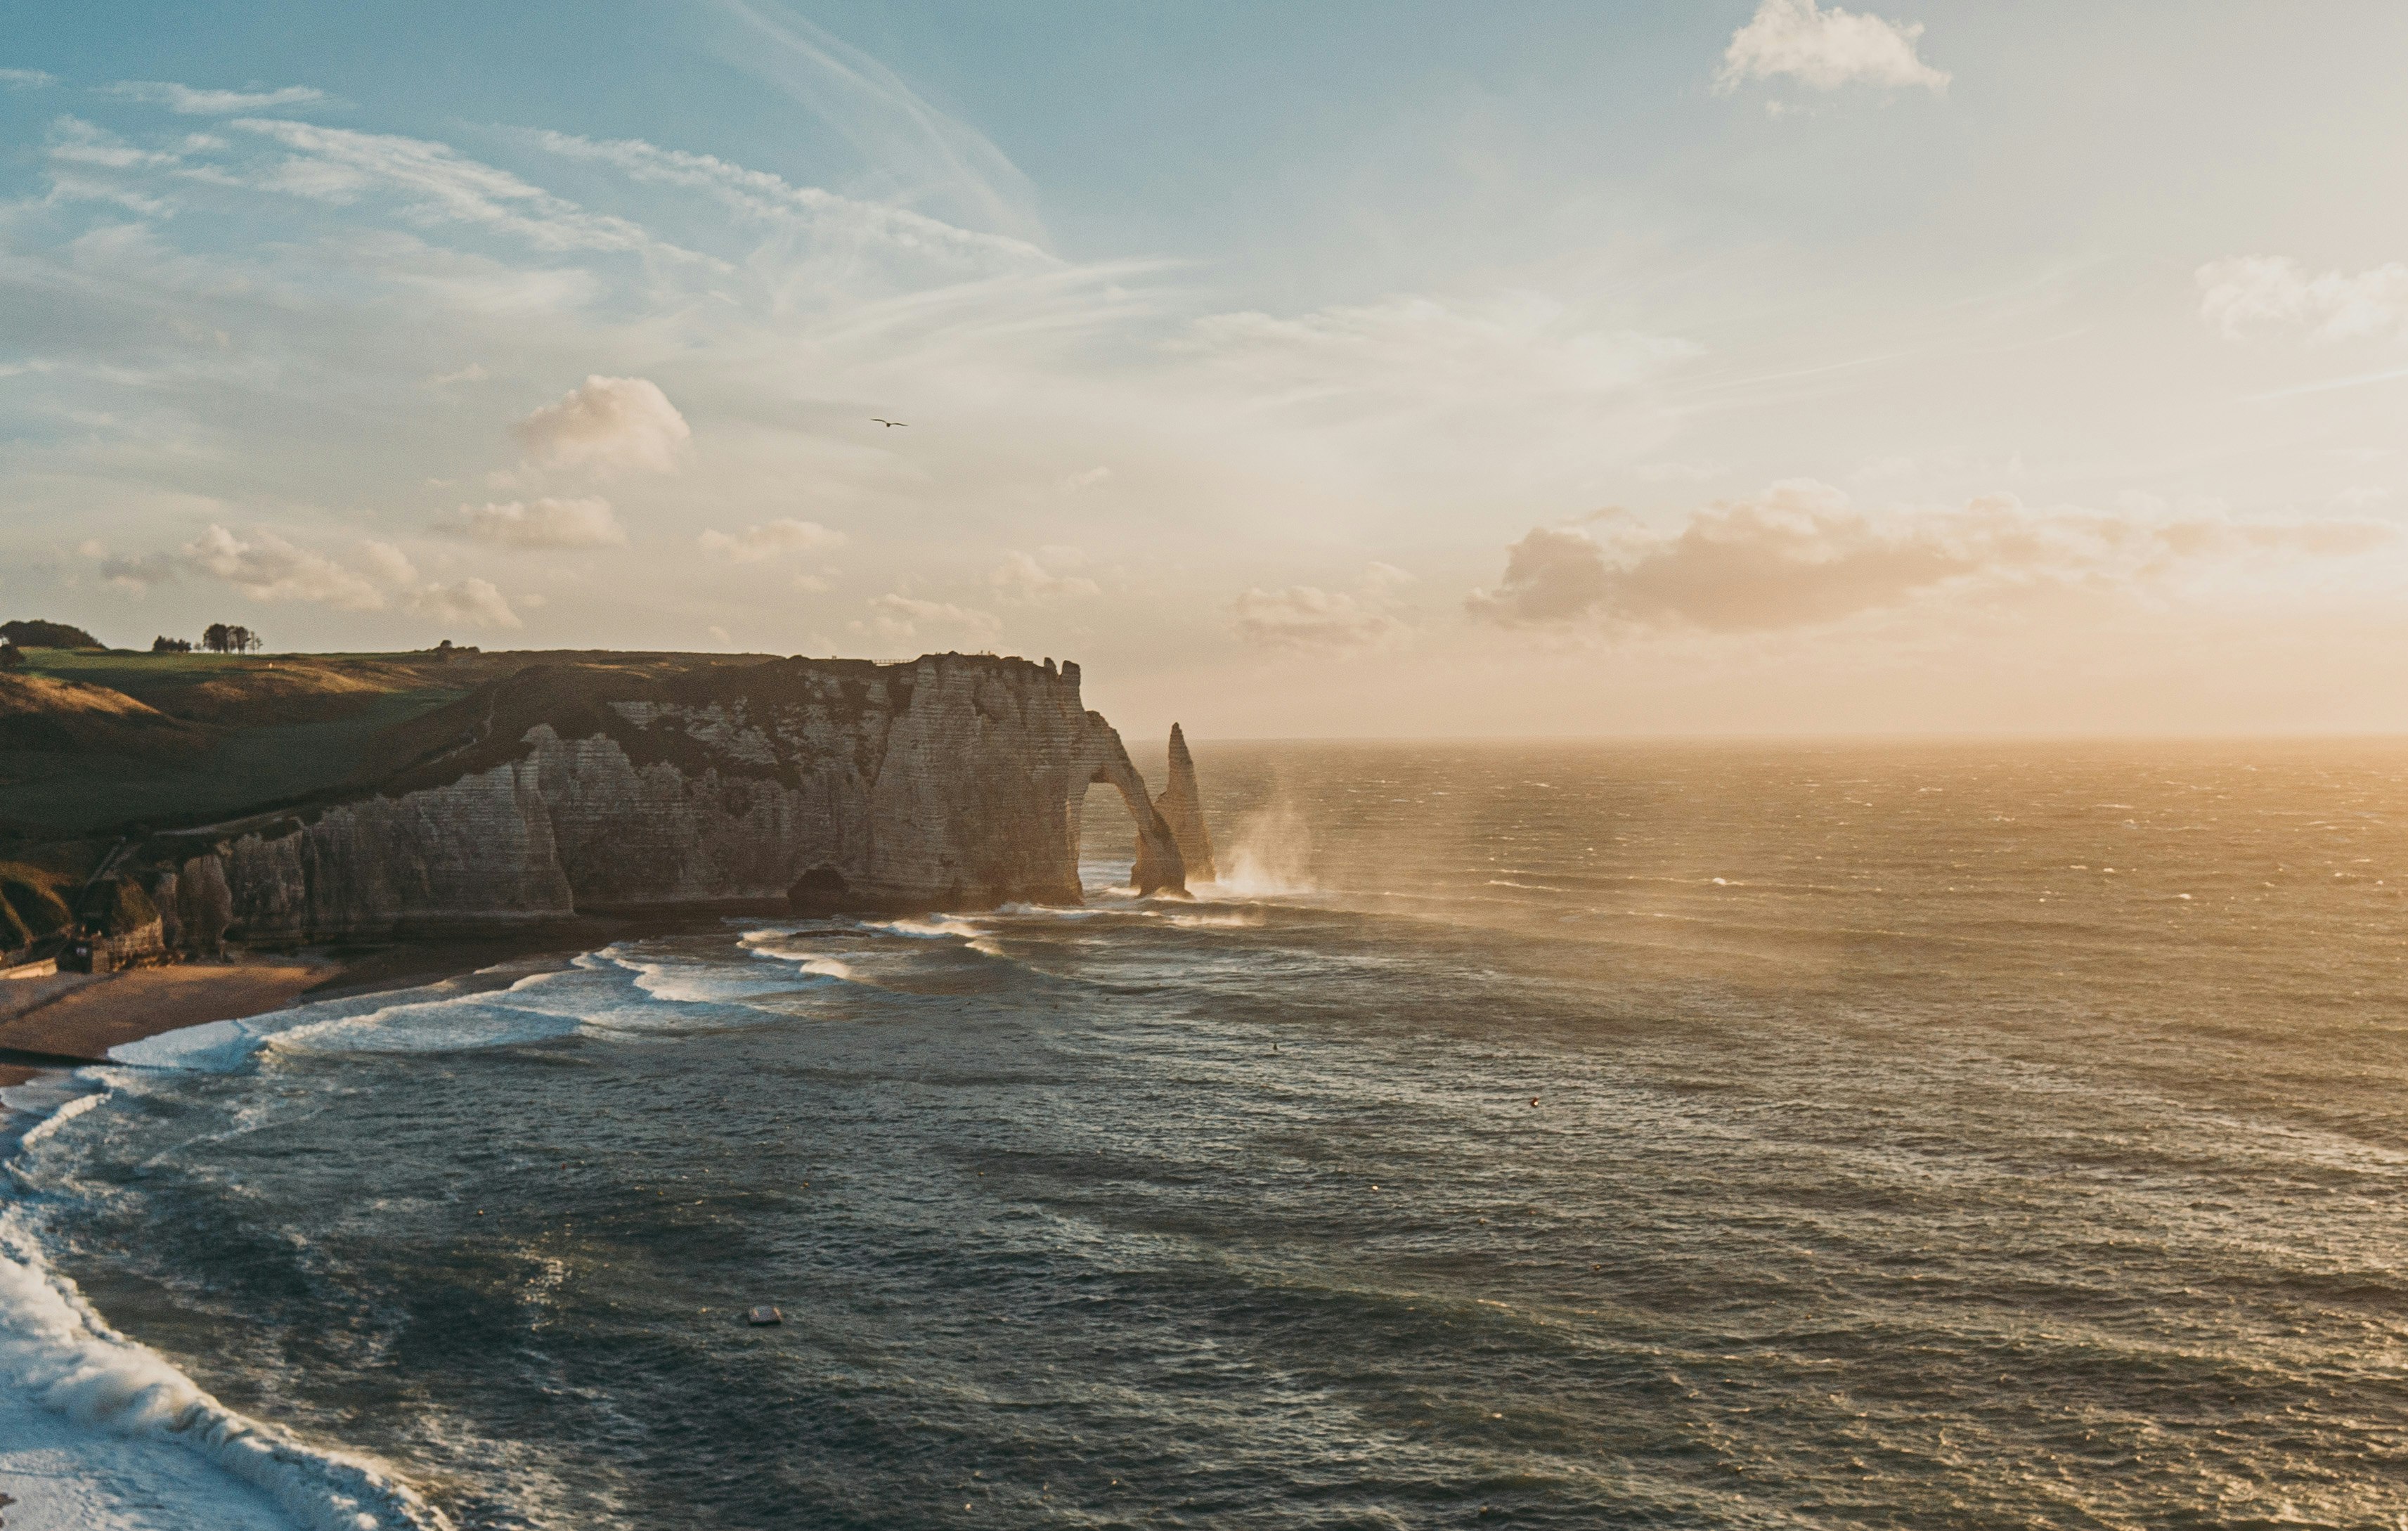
(3, 1088, 446, 1531)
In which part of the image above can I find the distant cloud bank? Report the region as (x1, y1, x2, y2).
(1468, 481, 2395, 636)
(2197, 256, 2408, 342)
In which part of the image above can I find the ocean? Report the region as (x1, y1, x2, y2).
(4, 739, 2405, 1530)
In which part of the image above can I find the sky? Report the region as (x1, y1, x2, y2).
(3, 0, 2407, 739)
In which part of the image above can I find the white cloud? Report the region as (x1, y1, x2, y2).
(181, 524, 396, 609)
(440, 496, 627, 549)
(1231, 584, 1409, 653)
(409, 580, 522, 626)
(1467, 481, 2398, 633)
(408, 577, 522, 629)
(866, 593, 998, 639)
(511, 375, 691, 474)
(2196, 257, 2408, 342)
(699, 518, 846, 561)
(1, 69, 56, 90)
(106, 80, 331, 115)
(1059, 465, 1111, 492)
(1716, 0, 1949, 95)
(167, 525, 527, 626)
(989, 549, 1098, 602)
(46, 116, 179, 171)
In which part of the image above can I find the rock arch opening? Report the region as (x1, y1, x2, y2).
(787, 865, 850, 912)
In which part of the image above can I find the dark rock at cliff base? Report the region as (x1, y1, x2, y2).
(131, 652, 1187, 943)
(1152, 723, 1216, 884)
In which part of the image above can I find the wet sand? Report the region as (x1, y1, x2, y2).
(0, 920, 659, 1088)
(0, 960, 336, 1086)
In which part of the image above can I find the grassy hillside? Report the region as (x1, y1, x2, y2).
(0, 645, 773, 842)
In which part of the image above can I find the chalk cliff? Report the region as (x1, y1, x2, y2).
(1152, 723, 1216, 884)
(138, 653, 1187, 945)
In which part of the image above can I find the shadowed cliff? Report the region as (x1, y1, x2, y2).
(1, 648, 1194, 953)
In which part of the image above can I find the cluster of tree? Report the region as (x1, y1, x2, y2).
(0, 641, 22, 671)
(200, 624, 263, 653)
(0, 619, 100, 650)
(151, 635, 193, 653)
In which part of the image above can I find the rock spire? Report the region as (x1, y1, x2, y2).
(1152, 722, 1216, 884)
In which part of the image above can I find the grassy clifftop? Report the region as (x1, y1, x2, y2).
(0, 645, 772, 843)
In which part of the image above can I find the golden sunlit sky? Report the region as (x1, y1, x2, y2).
(4, 1, 2407, 739)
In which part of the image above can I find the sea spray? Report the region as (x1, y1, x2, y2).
(1208, 793, 1316, 898)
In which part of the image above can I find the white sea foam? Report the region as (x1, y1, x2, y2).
(2, 1144, 445, 1531)
(869, 916, 985, 940)
(992, 903, 1109, 920)
(268, 998, 583, 1056)
(1160, 909, 1266, 929)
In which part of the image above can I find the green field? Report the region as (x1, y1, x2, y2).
(0, 647, 477, 839)
(0, 644, 768, 844)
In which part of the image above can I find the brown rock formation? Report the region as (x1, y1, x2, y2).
(136, 653, 1186, 942)
(1151, 723, 1216, 884)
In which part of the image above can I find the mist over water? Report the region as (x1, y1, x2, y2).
(8, 740, 2408, 1528)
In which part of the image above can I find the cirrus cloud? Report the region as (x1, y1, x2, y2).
(105, 79, 332, 115)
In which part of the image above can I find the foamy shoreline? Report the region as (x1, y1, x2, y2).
(0, 941, 600, 1531)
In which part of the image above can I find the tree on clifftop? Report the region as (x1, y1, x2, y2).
(200, 623, 261, 653)
(0, 619, 99, 650)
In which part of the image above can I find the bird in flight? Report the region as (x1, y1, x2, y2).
(872, 418, 908, 428)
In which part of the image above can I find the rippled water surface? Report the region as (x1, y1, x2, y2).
(10, 740, 2408, 1528)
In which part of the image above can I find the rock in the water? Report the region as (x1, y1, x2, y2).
(133, 652, 1188, 942)
(1152, 722, 1216, 884)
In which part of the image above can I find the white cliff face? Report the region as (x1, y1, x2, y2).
(143, 654, 1188, 943)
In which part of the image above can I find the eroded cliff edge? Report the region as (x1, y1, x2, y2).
(135, 652, 1186, 946)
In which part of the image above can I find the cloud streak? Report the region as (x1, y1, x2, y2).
(107, 80, 331, 114)
(704, 0, 1047, 244)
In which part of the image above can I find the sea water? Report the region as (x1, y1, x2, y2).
(4, 740, 2406, 1529)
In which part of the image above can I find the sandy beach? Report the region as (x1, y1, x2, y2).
(0, 926, 628, 1090)
(0, 959, 338, 1087)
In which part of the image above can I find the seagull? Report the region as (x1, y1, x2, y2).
(872, 418, 909, 428)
